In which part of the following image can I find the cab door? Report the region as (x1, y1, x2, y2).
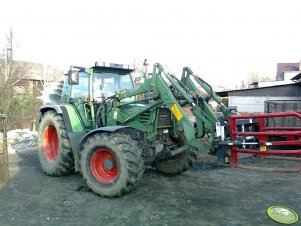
(69, 71, 93, 129)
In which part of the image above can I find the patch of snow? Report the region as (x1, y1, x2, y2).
(7, 129, 38, 154)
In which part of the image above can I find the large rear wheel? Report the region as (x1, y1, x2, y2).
(38, 111, 74, 175)
(80, 132, 144, 197)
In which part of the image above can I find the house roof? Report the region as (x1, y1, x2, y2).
(16, 61, 63, 81)
(277, 63, 300, 74)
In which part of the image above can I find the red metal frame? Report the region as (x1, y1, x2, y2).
(229, 112, 301, 171)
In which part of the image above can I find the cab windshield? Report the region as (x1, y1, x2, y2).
(93, 72, 134, 100)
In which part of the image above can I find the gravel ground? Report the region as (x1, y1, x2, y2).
(0, 130, 300, 226)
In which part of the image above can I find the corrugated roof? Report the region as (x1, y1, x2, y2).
(292, 72, 301, 81)
(217, 82, 301, 97)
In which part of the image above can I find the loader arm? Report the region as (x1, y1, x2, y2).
(116, 63, 217, 153)
(181, 67, 231, 117)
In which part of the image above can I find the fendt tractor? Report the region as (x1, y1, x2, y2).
(38, 62, 301, 197)
(37, 62, 230, 197)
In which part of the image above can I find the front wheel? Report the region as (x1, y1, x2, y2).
(153, 150, 192, 175)
(80, 132, 144, 197)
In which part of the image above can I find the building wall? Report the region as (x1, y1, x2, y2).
(229, 96, 301, 113)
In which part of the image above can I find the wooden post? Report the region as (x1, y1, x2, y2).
(0, 114, 8, 184)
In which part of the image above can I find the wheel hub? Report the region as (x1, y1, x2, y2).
(104, 158, 115, 170)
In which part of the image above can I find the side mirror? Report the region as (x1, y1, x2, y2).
(68, 70, 79, 85)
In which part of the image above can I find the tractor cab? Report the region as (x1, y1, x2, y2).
(92, 63, 135, 100)
(62, 62, 135, 102)
(61, 62, 135, 129)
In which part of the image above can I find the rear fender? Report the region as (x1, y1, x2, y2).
(39, 105, 62, 121)
(39, 105, 84, 133)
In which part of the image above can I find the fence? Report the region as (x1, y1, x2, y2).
(0, 114, 8, 184)
(264, 100, 301, 127)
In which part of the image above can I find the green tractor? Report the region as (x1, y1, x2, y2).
(38, 62, 231, 197)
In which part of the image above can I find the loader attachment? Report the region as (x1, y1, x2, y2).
(221, 112, 301, 172)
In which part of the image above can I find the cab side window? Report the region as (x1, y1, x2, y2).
(71, 72, 89, 98)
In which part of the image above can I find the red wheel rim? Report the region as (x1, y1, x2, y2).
(42, 125, 59, 162)
(90, 149, 119, 184)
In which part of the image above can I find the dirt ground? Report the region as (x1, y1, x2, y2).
(0, 134, 300, 226)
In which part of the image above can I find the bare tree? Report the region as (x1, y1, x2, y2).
(240, 80, 246, 89)
(242, 72, 275, 88)
(0, 28, 15, 114)
(247, 72, 260, 87)
(0, 28, 30, 114)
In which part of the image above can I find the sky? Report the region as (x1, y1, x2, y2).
(0, 0, 300, 89)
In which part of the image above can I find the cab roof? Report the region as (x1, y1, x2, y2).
(92, 66, 134, 75)
(92, 62, 134, 74)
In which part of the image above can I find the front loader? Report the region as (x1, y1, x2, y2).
(38, 62, 301, 197)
